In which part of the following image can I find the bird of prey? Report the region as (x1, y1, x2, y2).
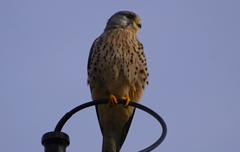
(87, 11, 149, 152)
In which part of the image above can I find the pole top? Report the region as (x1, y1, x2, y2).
(42, 131, 70, 147)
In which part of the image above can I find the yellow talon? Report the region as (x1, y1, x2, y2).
(122, 94, 131, 108)
(108, 94, 118, 107)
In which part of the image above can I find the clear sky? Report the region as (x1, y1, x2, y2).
(1, 1, 240, 152)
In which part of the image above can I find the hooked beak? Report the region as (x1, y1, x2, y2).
(135, 19, 141, 28)
(137, 23, 142, 28)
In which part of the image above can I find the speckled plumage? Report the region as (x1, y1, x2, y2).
(87, 11, 149, 152)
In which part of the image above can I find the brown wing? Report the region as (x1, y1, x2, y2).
(87, 37, 105, 135)
(87, 38, 98, 76)
(119, 108, 136, 149)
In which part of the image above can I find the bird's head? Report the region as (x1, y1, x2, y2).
(104, 11, 141, 33)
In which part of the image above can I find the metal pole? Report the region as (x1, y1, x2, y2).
(42, 131, 70, 152)
(41, 100, 167, 152)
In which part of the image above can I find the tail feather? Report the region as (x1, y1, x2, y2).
(102, 135, 119, 152)
(96, 106, 136, 152)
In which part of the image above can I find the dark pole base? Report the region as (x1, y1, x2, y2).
(42, 131, 70, 152)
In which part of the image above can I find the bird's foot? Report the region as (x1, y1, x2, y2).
(122, 94, 131, 108)
(108, 94, 118, 107)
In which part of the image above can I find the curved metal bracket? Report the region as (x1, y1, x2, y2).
(53, 99, 167, 152)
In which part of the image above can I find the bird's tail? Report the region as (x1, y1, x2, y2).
(102, 134, 121, 152)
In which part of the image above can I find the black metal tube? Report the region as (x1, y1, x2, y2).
(42, 131, 70, 152)
(53, 99, 167, 152)
(42, 99, 167, 152)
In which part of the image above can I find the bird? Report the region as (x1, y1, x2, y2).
(87, 11, 149, 152)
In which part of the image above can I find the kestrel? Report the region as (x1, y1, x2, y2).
(87, 11, 149, 152)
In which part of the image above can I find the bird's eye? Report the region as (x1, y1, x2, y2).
(127, 15, 134, 20)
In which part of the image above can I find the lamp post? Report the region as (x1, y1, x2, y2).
(42, 131, 69, 152)
(41, 100, 167, 152)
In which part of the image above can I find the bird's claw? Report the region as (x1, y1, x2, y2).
(108, 94, 118, 107)
(122, 95, 131, 108)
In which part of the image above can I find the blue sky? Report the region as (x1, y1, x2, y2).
(1, 1, 240, 151)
